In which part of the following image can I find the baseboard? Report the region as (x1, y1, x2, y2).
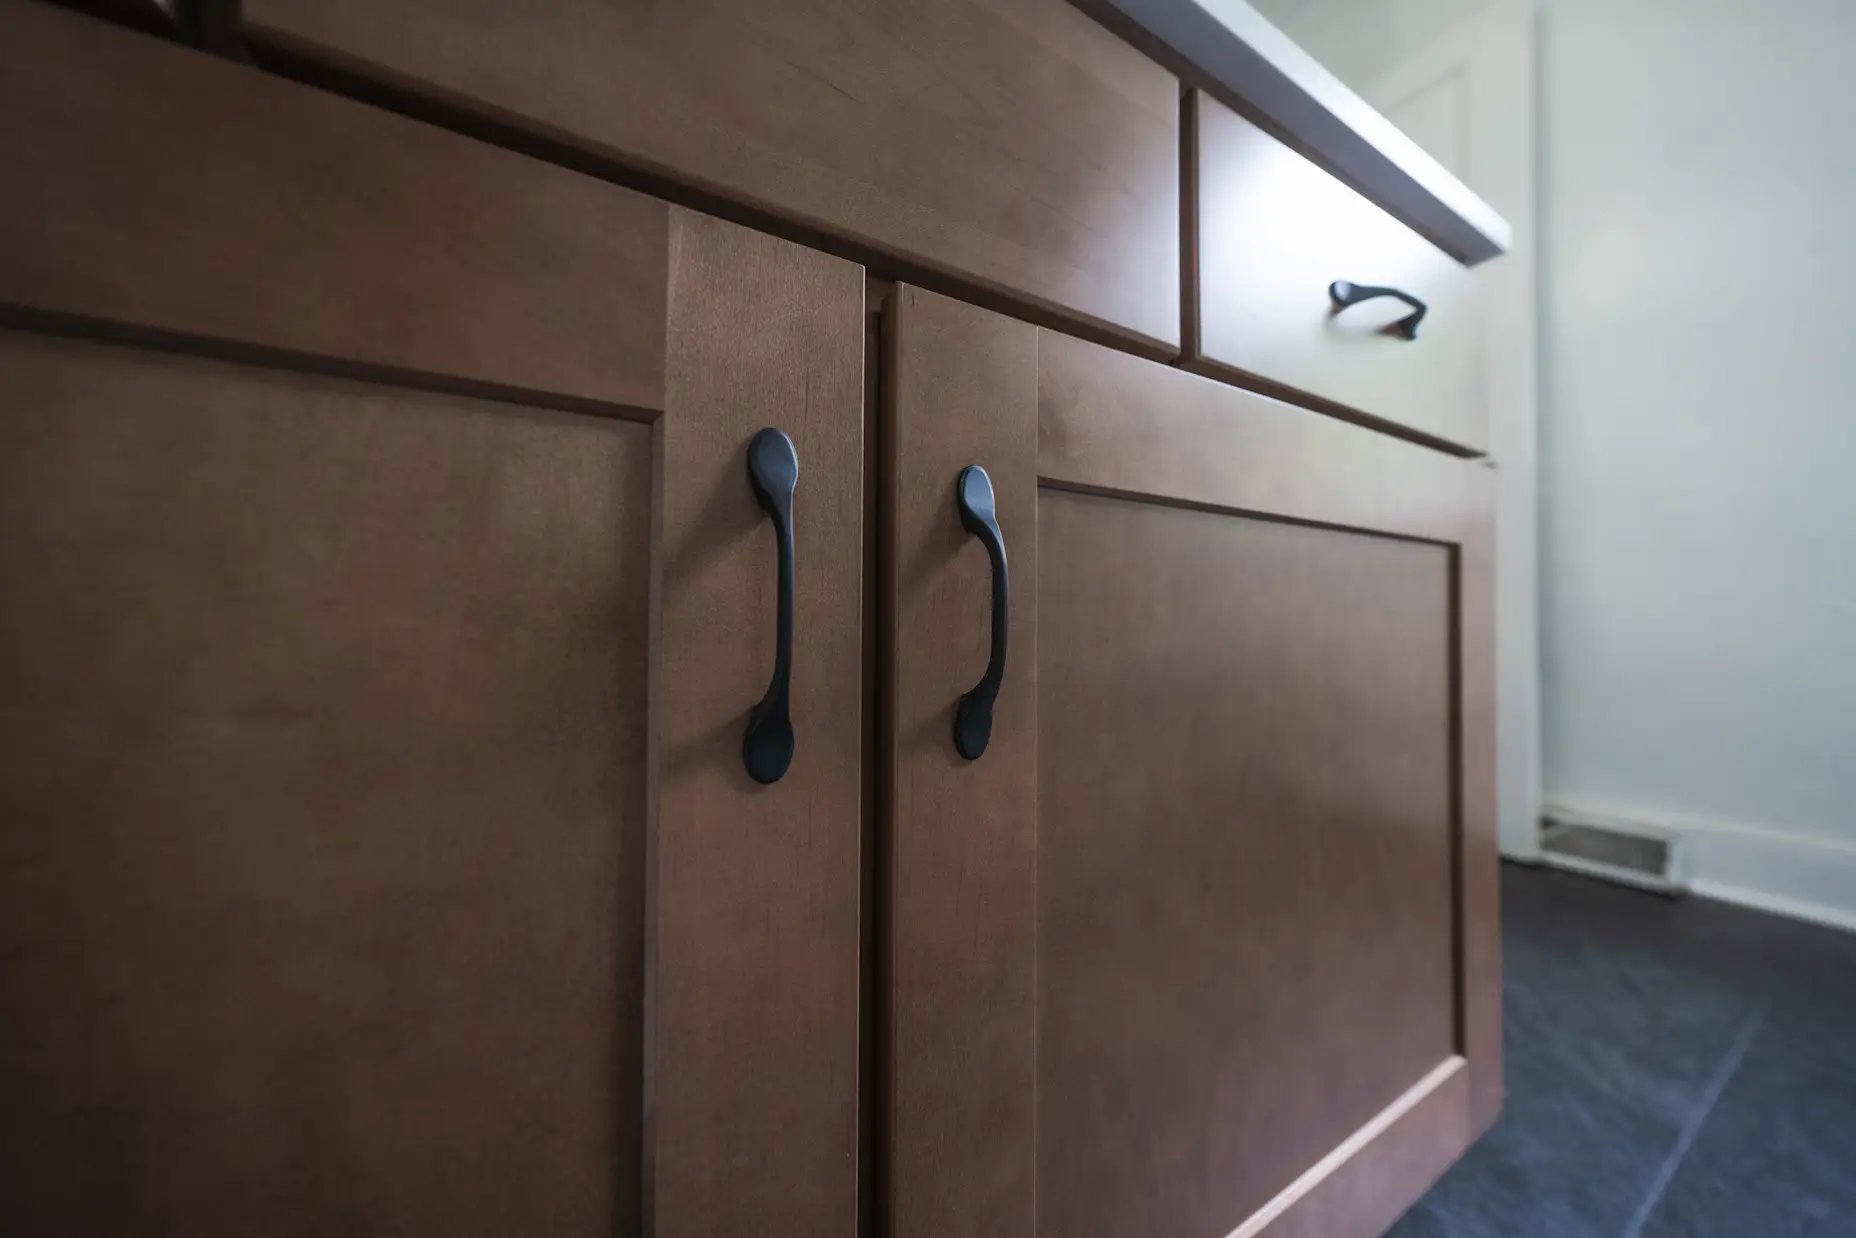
(1543, 798, 1856, 936)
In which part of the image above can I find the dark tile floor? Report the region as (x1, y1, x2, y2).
(1389, 863, 1856, 1238)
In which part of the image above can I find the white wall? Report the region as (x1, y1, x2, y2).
(1253, 0, 1491, 86)
(1256, 0, 1856, 928)
(1534, 0, 1856, 928)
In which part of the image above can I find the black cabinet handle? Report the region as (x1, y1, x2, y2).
(953, 465, 1009, 761)
(1328, 280, 1428, 340)
(743, 427, 798, 785)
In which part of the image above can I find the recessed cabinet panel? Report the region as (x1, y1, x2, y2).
(0, 336, 654, 1236)
(1037, 490, 1456, 1237)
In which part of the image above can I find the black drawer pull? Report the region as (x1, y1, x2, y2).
(953, 465, 1009, 761)
(1329, 280, 1428, 340)
(743, 427, 798, 785)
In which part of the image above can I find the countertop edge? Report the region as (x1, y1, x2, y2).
(1074, 0, 1514, 266)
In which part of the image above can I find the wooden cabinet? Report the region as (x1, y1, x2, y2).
(241, 0, 1182, 355)
(0, 7, 863, 1236)
(2, 6, 1504, 1237)
(880, 285, 1499, 1238)
(1186, 92, 1487, 453)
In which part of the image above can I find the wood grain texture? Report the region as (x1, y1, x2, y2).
(1036, 334, 1501, 1238)
(883, 322, 1498, 1238)
(881, 286, 1039, 1238)
(3, 17, 871, 1231)
(241, 0, 1182, 354)
(1035, 486, 1458, 1238)
(0, 0, 668, 411)
(652, 210, 866, 1238)
(0, 333, 652, 1237)
(1038, 329, 1467, 543)
(1186, 92, 1487, 453)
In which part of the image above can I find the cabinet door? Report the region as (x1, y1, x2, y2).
(0, 7, 862, 1237)
(881, 286, 1497, 1238)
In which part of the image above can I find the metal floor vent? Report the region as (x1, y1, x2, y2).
(1539, 819, 1680, 893)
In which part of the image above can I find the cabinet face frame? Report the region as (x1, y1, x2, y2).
(0, 8, 867, 1236)
(880, 284, 1498, 1238)
(243, 0, 1184, 356)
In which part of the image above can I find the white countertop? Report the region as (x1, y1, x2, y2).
(1077, 0, 1513, 265)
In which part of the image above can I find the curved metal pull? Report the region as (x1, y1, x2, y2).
(743, 427, 798, 785)
(953, 465, 1009, 761)
(1328, 280, 1428, 340)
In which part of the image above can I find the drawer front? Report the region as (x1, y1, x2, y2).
(244, 0, 1181, 354)
(1188, 92, 1486, 452)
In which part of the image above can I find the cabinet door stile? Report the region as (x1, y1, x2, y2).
(652, 207, 867, 1238)
(880, 284, 1041, 1238)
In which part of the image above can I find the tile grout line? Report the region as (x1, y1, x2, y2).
(1619, 1004, 1769, 1238)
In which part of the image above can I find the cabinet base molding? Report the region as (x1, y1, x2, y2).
(1225, 1056, 1472, 1238)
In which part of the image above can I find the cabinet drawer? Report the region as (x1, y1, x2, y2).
(1187, 92, 1486, 452)
(244, 0, 1181, 354)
